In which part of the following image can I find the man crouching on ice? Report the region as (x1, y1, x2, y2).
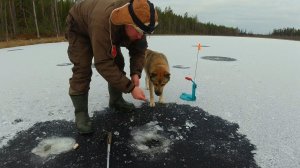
(65, 0, 159, 134)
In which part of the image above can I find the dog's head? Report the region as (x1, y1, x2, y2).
(149, 67, 170, 96)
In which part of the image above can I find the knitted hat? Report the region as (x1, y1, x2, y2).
(111, 0, 158, 34)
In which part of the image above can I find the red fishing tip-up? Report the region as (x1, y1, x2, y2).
(192, 43, 210, 50)
(197, 43, 201, 51)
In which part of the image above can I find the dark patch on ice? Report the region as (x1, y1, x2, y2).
(12, 118, 23, 125)
(7, 48, 23, 52)
(172, 65, 190, 69)
(0, 103, 259, 168)
(48, 111, 54, 116)
(56, 63, 72, 66)
(0, 136, 8, 144)
(202, 56, 237, 61)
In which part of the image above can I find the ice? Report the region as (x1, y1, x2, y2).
(31, 136, 76, 158)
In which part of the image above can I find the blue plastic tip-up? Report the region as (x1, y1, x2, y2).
(180, 77, 197, 101)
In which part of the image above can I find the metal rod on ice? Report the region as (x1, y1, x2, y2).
(107, 132, 112, 168)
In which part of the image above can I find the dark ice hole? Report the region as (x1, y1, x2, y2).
(144, 139, 162, 148)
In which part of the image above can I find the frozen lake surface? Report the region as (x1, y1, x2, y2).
(0, 36, 299, 168)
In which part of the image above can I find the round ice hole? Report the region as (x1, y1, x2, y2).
(144, 139, 162, 148)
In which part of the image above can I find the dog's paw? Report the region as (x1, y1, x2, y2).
(149, 101, 155, 107)
(158, 97, 164, 103)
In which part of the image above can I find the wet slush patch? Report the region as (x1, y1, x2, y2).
(0, 103, 259, 168)
(172, 65, 190, 69)
(11, 118, 23, 125)
(56, 63, 72, 66)
(202, 56, 237, 61)
(7, 48, 23, 52)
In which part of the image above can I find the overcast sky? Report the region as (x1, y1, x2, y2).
(151, 0, 300, 34)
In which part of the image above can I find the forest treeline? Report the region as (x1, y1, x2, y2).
(0, 0, 299, 41)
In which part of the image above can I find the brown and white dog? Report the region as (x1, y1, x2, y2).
(144, 49, 170, 107)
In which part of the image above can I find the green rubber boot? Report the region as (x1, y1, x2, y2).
(108, 85, 135, 113)
(70, 93, 94, 134)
